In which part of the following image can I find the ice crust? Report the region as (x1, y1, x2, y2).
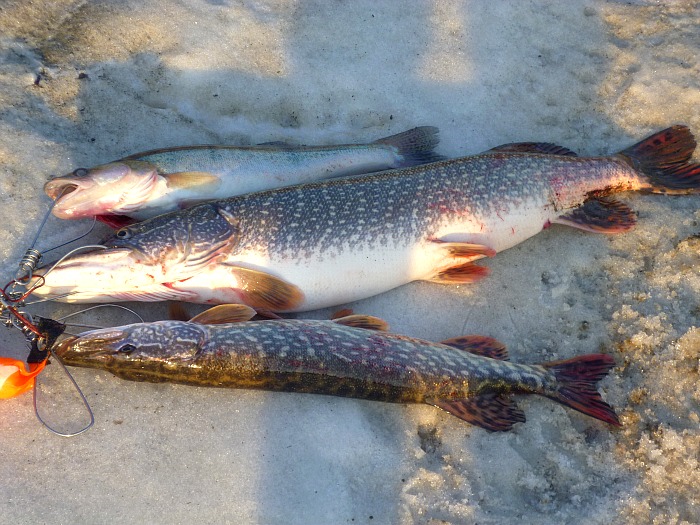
(1, 1, 699, 524)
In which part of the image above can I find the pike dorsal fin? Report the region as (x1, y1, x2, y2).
(488, 142, 578, 156)
(439, 335, 509, 360)
(189, 304, 256, 325)
(333, 315, 388, 331)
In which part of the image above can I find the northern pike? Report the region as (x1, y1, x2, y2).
(52, 305, 619, 431)
(34, 126, 700, 310)
(44, 127, 442, 226)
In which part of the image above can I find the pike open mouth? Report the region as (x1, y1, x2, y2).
(45, 181, 80, 201)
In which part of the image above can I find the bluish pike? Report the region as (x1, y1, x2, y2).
(44, 127, 442, 226)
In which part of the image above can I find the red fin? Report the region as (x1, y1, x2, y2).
(439, 335, 508, 360)
(332, 314, 388, 331)
(430, 394, 525, 432)
(541, 354, 620, 426)
(489, 142, 578, 157)
(618, 125, 700, 194)
(189, 304, 256, 324)
(429, 262, 489, 284)
(95, 214, 137, 229)
(554, 198, 636, 233)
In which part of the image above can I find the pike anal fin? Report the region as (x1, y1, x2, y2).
(429, 394, 525, 432)
(553, 197, 636, 233)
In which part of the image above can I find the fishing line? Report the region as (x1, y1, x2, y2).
(24, 291, 80, 306)
(56, 304, 145, 324)
(13, 189, 97, 284)
(33, 351, 94, 437)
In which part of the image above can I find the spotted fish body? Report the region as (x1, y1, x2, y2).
(53, 316, 619, 431)
(44, 126, 442, 224)
(36, 126, 700, 310)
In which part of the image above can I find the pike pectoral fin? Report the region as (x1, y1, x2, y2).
(488, 142, 578, 156)
(432, 240, 496, 261)
(440, 335, 508, 360)
(333, 315, 388, 331)
(224, 265, 304, 312)
(163, 171, 221, 192)
(189, 304, 257, 324)
(429, 394, 525, 432)
(429, 262, 490, 284)
(553, 197, 636, 233)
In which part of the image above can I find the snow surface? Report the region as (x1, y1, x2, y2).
(1, 1, 699, 523)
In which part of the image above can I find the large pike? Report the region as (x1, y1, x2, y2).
(53, 305, 619, 431)
(35, 126, 700, 310)
(44, 127, 442, 226)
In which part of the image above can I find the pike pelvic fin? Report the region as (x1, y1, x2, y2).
(429, 394, 526, 432)
(374, 126, 445, 166)
(225, 265, 305, 312)
(618, 125, 700, 194)
(439, 335, 509, 360)
(163, 171, 221, 192)
(541, 353, 620, 426)
(488, 142, 578, 157)
(429, 262, 490, 284)
(553, 197, 636, 233)
(332, 315, 388, 331)
(427, 240, 494, 284)
(189, 304, 257, 325)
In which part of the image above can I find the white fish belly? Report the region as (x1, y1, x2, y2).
(184, 242, 427, 311)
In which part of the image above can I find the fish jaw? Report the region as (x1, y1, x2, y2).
(54, 322, 206, 377)
(52, 330, 125, 368)
(32, 247, 167, 299)
(45, 161, 163, 219)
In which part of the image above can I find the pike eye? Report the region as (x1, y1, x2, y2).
(116, 228, 132, 239)
(73, 168, 88, 177)
(118, 344, 136, 354)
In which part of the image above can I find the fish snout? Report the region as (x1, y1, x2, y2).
(53, 329, 128, 365)
(44, 177, 82, 201)
(32, 247, 159, 298)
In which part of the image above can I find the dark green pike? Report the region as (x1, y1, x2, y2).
(54, 312, 619, 431)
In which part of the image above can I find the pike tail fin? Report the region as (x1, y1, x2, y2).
(542, 354, 620, 426)
(618, 125, 700, 194)
(375, 126, 445, 166)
